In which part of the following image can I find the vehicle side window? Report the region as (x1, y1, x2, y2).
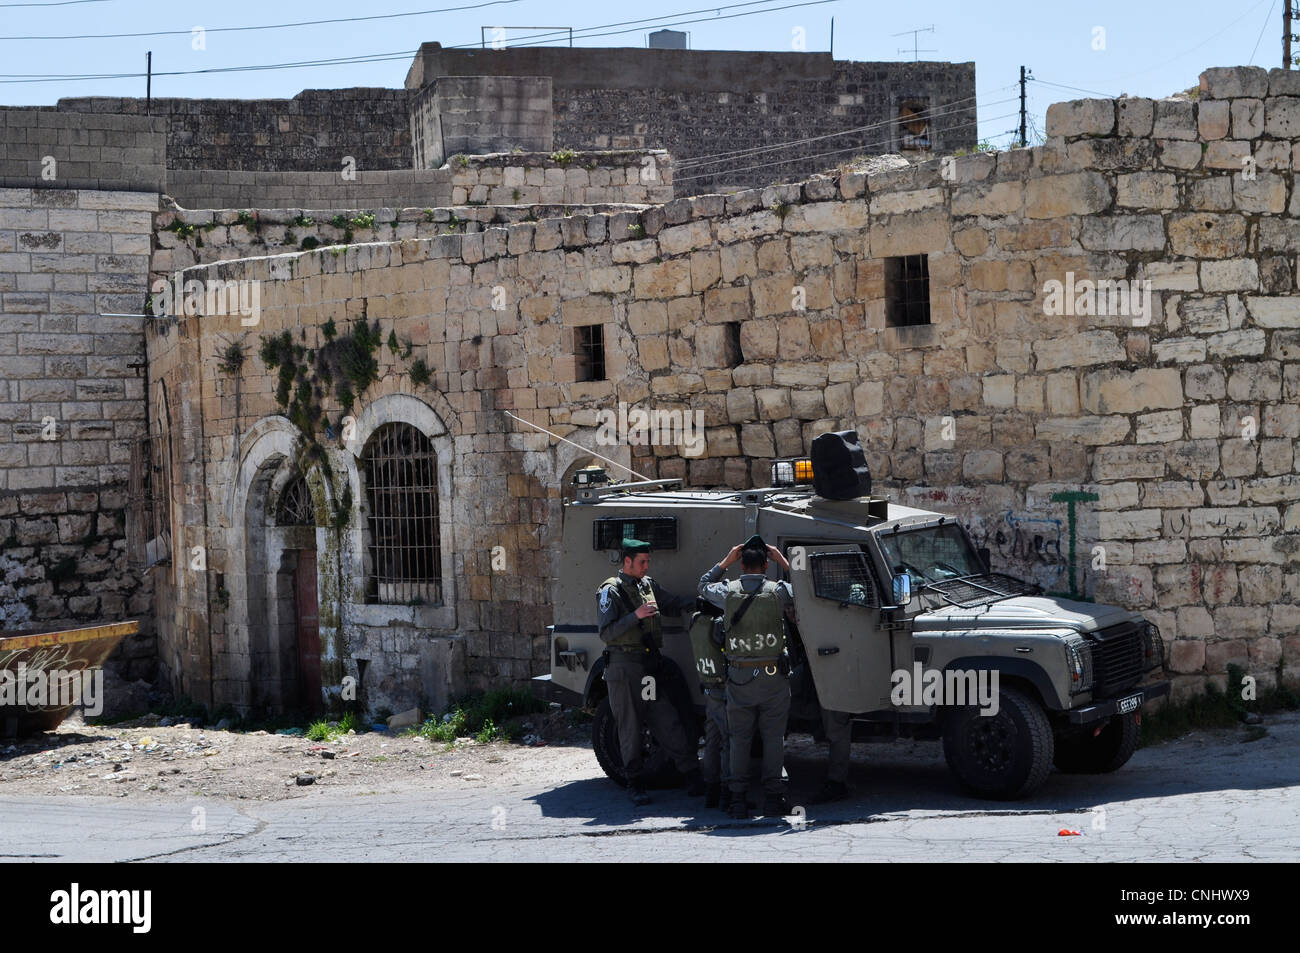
(810, 552, 879, 608)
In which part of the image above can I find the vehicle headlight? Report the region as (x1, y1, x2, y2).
(1064, 635, 1093, 694)
(1141, 622, 1164, 673)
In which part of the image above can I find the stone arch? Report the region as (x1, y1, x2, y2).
(347, 394, 456, 616)
(228, 416, 332, 715)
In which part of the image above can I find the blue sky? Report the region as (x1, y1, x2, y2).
(0, 0, 1285, 147)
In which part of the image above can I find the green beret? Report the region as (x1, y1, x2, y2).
(621, 538, 651, 554)
(744, 534, 766, 549)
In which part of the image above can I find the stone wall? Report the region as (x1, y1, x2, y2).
(412, 76, 554, 169)
(58, 90, 411, 173)
(161, 151, 671, 215)
(150, 66, 1300, 714)
(407, 45, 978, 196)
(0, 180, 156, 674)
(0, 108, 166, 192)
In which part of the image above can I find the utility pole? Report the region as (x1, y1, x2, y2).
(146, 51, 152, 111)
(1287, 2, 1294, 69)
(1019, 66, 1032, 148)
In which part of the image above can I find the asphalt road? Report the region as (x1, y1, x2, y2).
(2, 713, 1297, 862)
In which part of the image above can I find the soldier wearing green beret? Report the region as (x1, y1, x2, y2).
(597, 538, 704, 807)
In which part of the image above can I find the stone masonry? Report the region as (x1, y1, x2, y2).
(145, 66, 1300, 716)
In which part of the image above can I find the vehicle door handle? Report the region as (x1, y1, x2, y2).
(817, 647, 839, 656)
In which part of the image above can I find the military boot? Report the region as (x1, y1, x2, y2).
(717, 787, 733, 812)
(727, 794, 750, 819)
(704, 782, 721, 809)
(627, 777, 652, 807)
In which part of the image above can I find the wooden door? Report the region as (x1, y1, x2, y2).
(294, 550, 323, 714)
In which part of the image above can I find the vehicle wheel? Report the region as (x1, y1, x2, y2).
(942, 685, 1053, 800)
(1054, 711, 1140, 774)
(590, 686, 694, 789)
(591, 696, 629, 787)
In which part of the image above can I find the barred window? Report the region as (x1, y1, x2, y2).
(593, 516, 677, 551)
(885, 254, 931, 327)
(362, 423, 442, 605)
(276, 475, 314, 526)
(575, 324, 605, 382)
(810, 551, 879, 608)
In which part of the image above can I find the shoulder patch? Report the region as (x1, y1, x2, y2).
(598, 587, 613, 614)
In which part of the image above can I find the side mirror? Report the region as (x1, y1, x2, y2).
(892, 573, 912, 607)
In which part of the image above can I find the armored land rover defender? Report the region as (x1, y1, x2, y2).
(533, 435, 1169, 800)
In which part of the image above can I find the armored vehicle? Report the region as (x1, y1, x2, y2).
(533, 435, 1168, 800)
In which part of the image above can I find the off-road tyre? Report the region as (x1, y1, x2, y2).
(1053, 710, 1141, 774)
(942, 684, 1054, 800)
(590, 664, 697, 789)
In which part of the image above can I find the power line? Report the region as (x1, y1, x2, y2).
(0, 0, 525, 41)
(1250, 0, 1278, 64)
(0, 0, 114, 6)
(674, 111, 1020, 182)
(1029, 77, 1118, 99)
(675, 92, 1018, 171)
(0, 0, 842, 83)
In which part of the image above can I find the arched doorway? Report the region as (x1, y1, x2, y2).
(244, 460, 322, 716)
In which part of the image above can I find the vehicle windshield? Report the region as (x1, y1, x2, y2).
(878, 523, 984, 587)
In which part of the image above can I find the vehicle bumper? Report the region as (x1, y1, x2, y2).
(1066, 679, 1171, 725)
(531, 674, 584, 708)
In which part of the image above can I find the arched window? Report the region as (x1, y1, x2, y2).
(275, 474, 315, 526)
(362, 423, 442, 605)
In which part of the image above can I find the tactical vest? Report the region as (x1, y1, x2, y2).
(723, 579, 786, 663)
(688, 611, 726, 685)
(600, 575, 663, 647)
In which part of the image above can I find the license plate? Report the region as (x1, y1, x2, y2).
(1117, 693, 1142, 714)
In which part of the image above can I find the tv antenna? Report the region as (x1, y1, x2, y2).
(894, 24, 936, 61)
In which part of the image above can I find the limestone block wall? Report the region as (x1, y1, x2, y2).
(0, 181, 156, 674)
(412, 76, 554, 168)
(407, 45, 978, 196)
(444, 151, 673, 206)
(0, 108, 166, 192)
(150, 65, 1300, 714)
(58, 90, 412, 173)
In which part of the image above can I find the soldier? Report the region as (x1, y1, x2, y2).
(687, 598, 731, 810)
(699, 535, 794, 819)
(597, 537, 705, 807)
(813, 709, 852, 803)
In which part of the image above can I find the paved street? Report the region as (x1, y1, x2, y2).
(2, 714, 1297, 862)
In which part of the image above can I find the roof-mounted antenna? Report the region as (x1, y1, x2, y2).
(503, 411, 654, 482)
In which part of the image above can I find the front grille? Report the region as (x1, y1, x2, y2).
(1088, 623, 1145, 698)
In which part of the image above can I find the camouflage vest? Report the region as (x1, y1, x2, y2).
(723, 579, 786, 663)
(600, 575, 662, 647)
(688, 611, 726, 685)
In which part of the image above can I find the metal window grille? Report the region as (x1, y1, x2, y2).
(575, 324, 605, 381)
(593, 517, 678, 552)
(127, 434, 172, 569)
(810, 552, 879, 607)
(362, 423, 442, 605)
(276, 475, 315, 526)
(885, 254, 931, 327)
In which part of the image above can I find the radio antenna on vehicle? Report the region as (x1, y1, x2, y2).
(503, 411, 654, 482)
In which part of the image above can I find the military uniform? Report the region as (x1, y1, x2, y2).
(597, 541, 700, 802)
(699, 556, 794, 815)
(687, 606, 730, 807)
(818, 708, 853, 799)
